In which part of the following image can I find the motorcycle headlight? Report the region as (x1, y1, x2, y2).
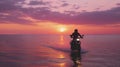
(76, 38, 80, 41)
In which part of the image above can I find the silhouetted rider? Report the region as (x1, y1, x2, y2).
(70, 29, 83, 40)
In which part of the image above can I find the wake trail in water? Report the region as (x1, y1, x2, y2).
(43, 45, 88, 54)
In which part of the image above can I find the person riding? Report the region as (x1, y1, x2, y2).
(70, 29, 83, 65)
(70, 29, 83, 40)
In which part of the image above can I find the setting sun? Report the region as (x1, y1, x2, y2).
(59, 27, 66, 32)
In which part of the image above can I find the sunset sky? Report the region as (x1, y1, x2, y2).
(0, 0, 120, 34)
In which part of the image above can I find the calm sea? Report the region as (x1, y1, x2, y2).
(0, 34, 120, 67)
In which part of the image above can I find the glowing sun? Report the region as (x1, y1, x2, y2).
(59, 27, 66, 32)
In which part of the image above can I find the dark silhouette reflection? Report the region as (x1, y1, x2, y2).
(70, 50, 82, 67)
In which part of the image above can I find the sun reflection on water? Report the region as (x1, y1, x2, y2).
(60, 35, 64, 45)
(59, 54, 65, 58)
(59, 63, 65, 67)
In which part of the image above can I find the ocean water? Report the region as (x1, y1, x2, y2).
(0, 34, 120, 67)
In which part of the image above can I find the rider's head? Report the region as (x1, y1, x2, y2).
(74, 29, 78, 32)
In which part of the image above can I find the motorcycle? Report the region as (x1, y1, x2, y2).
(70, 35, 84, 65)
(70, 37, 81, 52)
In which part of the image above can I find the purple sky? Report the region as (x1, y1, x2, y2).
(0, 0, 120, 25)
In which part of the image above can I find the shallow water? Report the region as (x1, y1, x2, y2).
(0, 34, 120, 67)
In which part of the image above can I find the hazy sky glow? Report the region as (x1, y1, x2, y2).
(0, 0, 120, 34)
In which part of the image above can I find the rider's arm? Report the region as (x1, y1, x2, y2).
(78, 33, 83, 38)
(70, 33, 74, 38)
